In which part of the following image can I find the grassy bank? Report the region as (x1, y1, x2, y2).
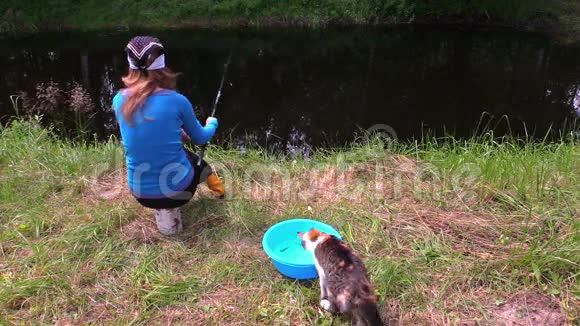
(0, 1, 579, 42)
(0, 119, 578, 324)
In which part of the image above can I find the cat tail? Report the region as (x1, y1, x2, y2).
(352, 300, 384, 326)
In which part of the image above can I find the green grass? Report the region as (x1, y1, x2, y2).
(0, 119, 578, 324)
(0, 0, 579, 41)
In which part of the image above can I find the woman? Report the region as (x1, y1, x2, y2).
(112, 35, 223, 235)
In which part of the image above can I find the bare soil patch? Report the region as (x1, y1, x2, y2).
(489, 290, 567, 326)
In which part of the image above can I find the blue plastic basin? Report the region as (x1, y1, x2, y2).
(262, 218, 342, 280)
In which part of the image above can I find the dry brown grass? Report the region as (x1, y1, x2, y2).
(122, 218, 165, 245)
(83, 168, 131, 204)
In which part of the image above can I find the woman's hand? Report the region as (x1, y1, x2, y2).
(206, 117, 218, 127)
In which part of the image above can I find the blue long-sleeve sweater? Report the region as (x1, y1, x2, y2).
(112, 89, 218, 198)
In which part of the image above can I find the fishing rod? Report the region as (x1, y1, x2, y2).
(197, 52, 232, 166)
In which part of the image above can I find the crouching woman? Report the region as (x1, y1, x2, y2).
(112, 36, 221, 235)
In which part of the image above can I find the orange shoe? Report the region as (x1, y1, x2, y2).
(207, 172, 225, 198)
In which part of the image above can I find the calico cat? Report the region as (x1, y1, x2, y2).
(298, 228, 385, 326)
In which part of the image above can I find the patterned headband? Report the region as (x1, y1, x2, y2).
(125, 36, 166, 71)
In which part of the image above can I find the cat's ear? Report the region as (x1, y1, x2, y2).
(309, 228, 321, 241)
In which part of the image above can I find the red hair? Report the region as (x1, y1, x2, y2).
(121, 67, 178, 125)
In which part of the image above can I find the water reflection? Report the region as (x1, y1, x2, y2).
(100, 65, 118, 134)
(0, 27, 579, 155)
(573, 86, 580, 116)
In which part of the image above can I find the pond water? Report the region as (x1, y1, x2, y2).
(1, 27, 579, 154)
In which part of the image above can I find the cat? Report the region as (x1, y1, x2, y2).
(298, 228, 385, 326)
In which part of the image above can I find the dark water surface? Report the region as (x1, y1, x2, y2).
(1, 27, 579, 153)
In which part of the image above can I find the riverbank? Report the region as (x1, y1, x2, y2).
(1, 1, 579, 43)
(1, 119, 578, 324)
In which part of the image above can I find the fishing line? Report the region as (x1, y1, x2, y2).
(197, 52, 232, 166)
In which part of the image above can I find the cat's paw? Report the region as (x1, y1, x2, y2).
(320, 299, 336, 312)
